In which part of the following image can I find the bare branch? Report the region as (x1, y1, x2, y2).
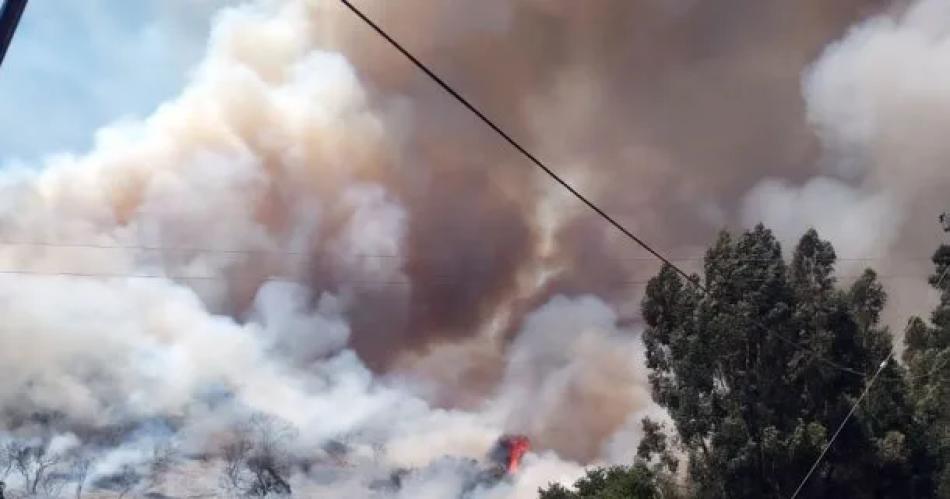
(219, 414, 296, 497)
(71, 454, 93, 499)
(113, 464, 141, 499)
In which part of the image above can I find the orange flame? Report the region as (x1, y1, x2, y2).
(504, 435, 530, 474)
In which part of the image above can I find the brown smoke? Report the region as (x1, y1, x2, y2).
(1, 1, 919, 485)
(304, 0, 887, 371)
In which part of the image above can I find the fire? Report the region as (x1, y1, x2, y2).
(497, 435, 531, 474)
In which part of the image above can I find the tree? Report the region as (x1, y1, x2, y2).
(70, 454, 92, 499)
(636, 418, 679, 477)
(538, 418, 682, 499)
(539, 463, 665, 499)
(4, 440, 64, 497)
(112, 464, 142, 499)
(144, 442, 176, 492)
(640, 226, 921, 498)
(0, 445, 10, 499)
(220, 413, 296, 497)
(903, 216, 950, 496)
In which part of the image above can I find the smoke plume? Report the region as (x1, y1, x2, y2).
(743, 0, 950, 330)
(3, 0, 940, 496)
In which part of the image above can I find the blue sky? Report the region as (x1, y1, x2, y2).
(0, 0, 234, 165)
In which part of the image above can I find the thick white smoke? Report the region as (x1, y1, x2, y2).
(490, 296, 655, 463)
(8, 0, 926, 495)
(0, 1, 656, 496)
(742, 0, 950, 327)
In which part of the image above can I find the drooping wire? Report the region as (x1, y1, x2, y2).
(337, 0, 885, 379)
(790, 264, 950, 498)
(337, 0, 701, 290)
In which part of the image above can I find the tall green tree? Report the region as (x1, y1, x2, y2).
(641, 226, 920, 498)
(538, 464, 658, 499)
(904, 217, 950, 496)
(539, 418, 682, 499)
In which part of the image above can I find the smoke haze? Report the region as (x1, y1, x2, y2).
(0, 0, 946, 496)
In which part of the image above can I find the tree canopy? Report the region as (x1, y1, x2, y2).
(639, 226, 927, 497)
(538, 463, 668, 499)
(903, 218, 950, 496)
(543, 223, 948, 498)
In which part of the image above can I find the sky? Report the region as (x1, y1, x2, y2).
(0, 0, 233, 164)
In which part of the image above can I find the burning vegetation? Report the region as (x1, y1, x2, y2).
(7, 0, 949, 497)
(491, 435, 531, 476)
(368, 434, 533, 496)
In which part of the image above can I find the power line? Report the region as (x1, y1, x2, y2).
(0, 239, 937, 265)
(337, 0, 701, 290)
(336, 0, 933, 380)
(790, 264, 950, 499)
(789, 354, 890, 498)
(0, 267, 930, 286)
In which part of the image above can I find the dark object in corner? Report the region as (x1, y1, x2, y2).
(0, 0, 27, 69)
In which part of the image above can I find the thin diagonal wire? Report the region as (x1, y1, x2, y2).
(790, 264, 950, 498)
(337, 0, 701, 289)
(337, 0, 880, 378)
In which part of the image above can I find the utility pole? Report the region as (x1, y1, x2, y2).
(0, 0, 28, 69)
